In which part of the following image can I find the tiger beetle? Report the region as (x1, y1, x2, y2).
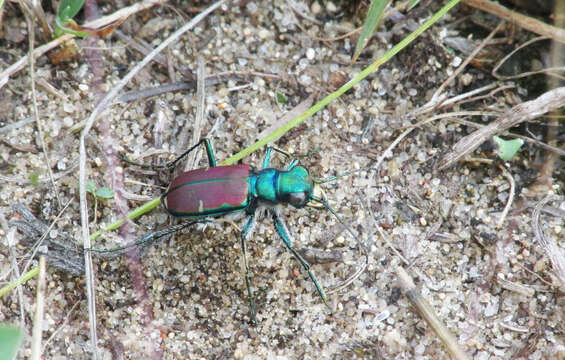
(93, 138, 365, 323)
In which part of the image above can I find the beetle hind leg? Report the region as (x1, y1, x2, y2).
(88, 220, 209, 255)
(240, 214, 258, 323)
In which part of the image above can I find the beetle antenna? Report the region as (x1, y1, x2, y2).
(310, 195, 368, 294)
(314, 166, 376, 185)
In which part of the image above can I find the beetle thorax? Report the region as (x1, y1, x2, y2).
(251, 166, 313, 208)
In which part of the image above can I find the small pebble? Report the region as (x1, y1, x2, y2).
(326, 1, 338, 13)
(311, 1, 322, 15)
(306, 48, 315, 60)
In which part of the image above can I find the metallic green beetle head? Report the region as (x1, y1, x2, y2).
(278, 165, 314, 208)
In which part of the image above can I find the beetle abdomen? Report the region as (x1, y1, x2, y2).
(163, 165, 250, 217)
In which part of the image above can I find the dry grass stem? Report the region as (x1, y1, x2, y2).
(31, 256, 46, 360)
(462, 0, 565, 43)
(438, 87, 565, 169)
(430, 21, 505, 105)
(0, 0, 164, 88)
(496, 164, 515, 229)
(533, 195, 565, 291)
(396, 266, 471, 360)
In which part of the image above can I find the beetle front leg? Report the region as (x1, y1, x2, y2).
(240, 213, 258, 323)
(271, 208, 331, 313)
(262, 146, 296, 170)
(261, 147, 273, 169)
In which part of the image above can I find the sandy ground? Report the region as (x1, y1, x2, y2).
(1, 1, 564, 359)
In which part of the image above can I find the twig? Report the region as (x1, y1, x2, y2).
(375, 127, 415, 171)
(491, 36, 565, 81)
(376, 221, 409, 265)
(42, 301, 81, 352)
(257, 95, 315, 141)
(0, 117, 35, 133)
(0, 0, 164, 89)
(84, 0, 129, 355)
(430, 21, 505, 105)
(533, 194, 565, 291)
(118, 70, 284, 103)
(533, 22, 564, 191)
(3, 218, 26, 333)
(402, 110, 501, 130)
(36, 77, 68, 100)
(433, 83, 499, 110)
(31, 256, 46, 360)
(514, 261, 555, 288)
(496, 277, 535, 297)
(0, 164, 77, 185)
(408, 83, 502, 118)
(496, 164, 515, 229)
(113, 29, 169, 67)
(462, 0, 565, 43)
(153, 100, 169, 150)
(297, 248, 344, 264)
(185, 56, 206, 171)
(509, 134, 565, 156)
(396, 266, 471, 360)
(23, 2, 62, 209)
(77, 2, 227, 357)
(119, 82, 196, 102)
(0, 202, 83, 294)
(438, 87, 565, 170)
(445, 114, 565, 156)
(19, 199, 75, 278)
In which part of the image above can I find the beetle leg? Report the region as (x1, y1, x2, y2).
(271, 208, 332, 313)
(285, 159, 299, 170)
(119, 139, 217, 171)
(261, 147, 273, 169)
(87, 220, 209, 256)
(166, 138, 217, 169)
(240, 213, 258, 323)
(262, 147, 296, 169)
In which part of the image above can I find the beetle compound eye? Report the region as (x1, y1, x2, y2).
(289, 192, 308, 207)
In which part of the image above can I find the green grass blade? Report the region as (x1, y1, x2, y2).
(0, 267, 39, 298)
(223, 0, 461, 166)
(0, 0, 462, 295)
(352, 0, 390, 64)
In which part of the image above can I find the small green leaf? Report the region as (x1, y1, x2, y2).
(352, 348, 365, 356)
(55, 0, 90, 38)
(58, 0, 85, 22)
(276, 93, 288, 104)
(352, 0, 390, 63)
(0, 325, 22, 360)
(85, 180, 97, 194)
(95, 187, 115, 200)
(493, 136, 524, 161)
(29, 173, 40, 186)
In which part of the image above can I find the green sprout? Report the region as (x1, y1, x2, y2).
(493, 136, 524, 161)
(85, 180, 115, 200)
(0, 325, 22, 360)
